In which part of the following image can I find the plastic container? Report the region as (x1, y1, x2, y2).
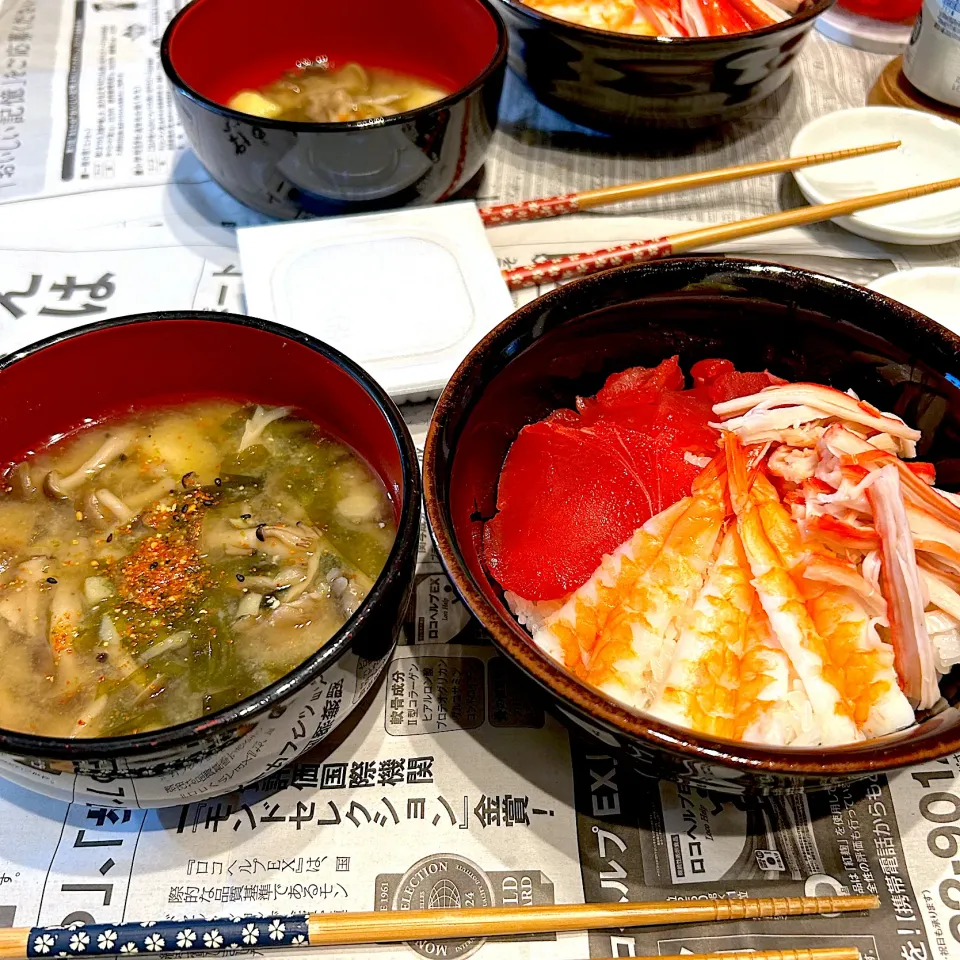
(904, 0, 960, 108)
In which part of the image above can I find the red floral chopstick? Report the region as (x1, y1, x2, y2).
(479, 193, 582, 226)
(501, 237, 673, 291)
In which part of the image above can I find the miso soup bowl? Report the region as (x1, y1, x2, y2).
(160, 0, 507, 219)
(0, 312, 420, 808)
(423, 257, 960, 794)
(494, 0, 834, 131)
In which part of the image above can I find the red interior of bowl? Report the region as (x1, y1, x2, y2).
(0, 318, 404, 520)
(165, 0, 501, 107)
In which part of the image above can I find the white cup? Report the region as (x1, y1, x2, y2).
(903, 0, 960, 108)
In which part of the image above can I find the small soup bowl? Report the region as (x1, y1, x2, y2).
(423, 257, 960, 794)
(493, 0, 834, 130)
(0, 312, 420, 807)
(161, 0, 507, 219)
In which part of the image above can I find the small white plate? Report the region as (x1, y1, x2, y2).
(790, 107, 960, 246)
(868, 267, 960, 334)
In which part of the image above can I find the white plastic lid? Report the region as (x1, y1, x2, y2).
(237, 202, 515, 404)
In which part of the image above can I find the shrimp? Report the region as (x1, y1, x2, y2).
(583, 469, 727, 710)
(734, 598, 819, 745)
(802, 579, 914, 737)
(527, 498, 689, 675)
(647, 527, 817, 743)
(647, 527, 753, 735)
(750, 453, 915, 734)
(725, 435, 864, 744)
(527, 0, 657, 32)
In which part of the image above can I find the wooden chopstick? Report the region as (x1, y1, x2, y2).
(479, 140, 901, 226)
(501, 174, 960, 290)
(601, 951, 861, 960)
(0, 896, 878, 958)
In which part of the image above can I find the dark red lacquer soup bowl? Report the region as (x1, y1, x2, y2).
(160, 0, 507, 218)
(423, 257, 960, 795)
(0, 313, 420, 807)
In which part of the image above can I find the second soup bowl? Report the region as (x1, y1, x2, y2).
(0, 312, 420, 807)
(161, 0, 508, 218)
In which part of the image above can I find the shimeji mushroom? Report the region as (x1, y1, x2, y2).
(43, 430, 135, 499)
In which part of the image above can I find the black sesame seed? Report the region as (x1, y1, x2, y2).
(149, 561, 159, 570)
(106, 533, 114, 543)
(46, 577, 58, 584)
(240, 513, 252, 520)
(255, 524, 266, 542)
(236, 574, 245, 582)
(181, 504, 189, 513)
(96, 652, 108, 663)
(214, 477, 222, 487)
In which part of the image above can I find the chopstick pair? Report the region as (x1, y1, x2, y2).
(500, 174, 960, 291)
(0, 895, 878, 958)
(478, 140, 902, 226)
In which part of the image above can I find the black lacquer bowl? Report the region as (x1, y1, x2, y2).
(160, 0, 507, 218)
(494, 0, 835, 130)
(423, 257, 960, 794)
(0, 313, 420, 807)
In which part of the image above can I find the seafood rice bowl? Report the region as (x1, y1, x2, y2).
(503, 369, 954, 749)
(423, 257, 960, 793)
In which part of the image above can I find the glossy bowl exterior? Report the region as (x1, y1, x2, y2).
(494, 0, 834, 130)
(160, 0, 506, 219)
(424, 257, 960, 794)
(0, 313, 420, 807)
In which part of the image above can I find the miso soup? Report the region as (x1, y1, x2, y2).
(0, 401, 397, 738)
(228, 61, 449, 123)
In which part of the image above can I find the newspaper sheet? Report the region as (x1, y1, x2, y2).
(2, 1, 960, 958)
(1, 0, 959, 266)
(3, 500, 960, 960)
(0, 0, 207, 203)
(0, 212, 907, 359)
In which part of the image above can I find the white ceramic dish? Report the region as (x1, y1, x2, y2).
(790, 107, 960, 246)
(868, 267, 960, 335)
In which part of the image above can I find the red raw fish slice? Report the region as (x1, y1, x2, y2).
(484, 415, 709, 599)
(594, 356, 684, 408)
(483, 422, 658, 599)
(708, 370, 787, 403)
(690, 357, 735, 386)
(577, 356, 683, 416)
(483, 357, 783, 601)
